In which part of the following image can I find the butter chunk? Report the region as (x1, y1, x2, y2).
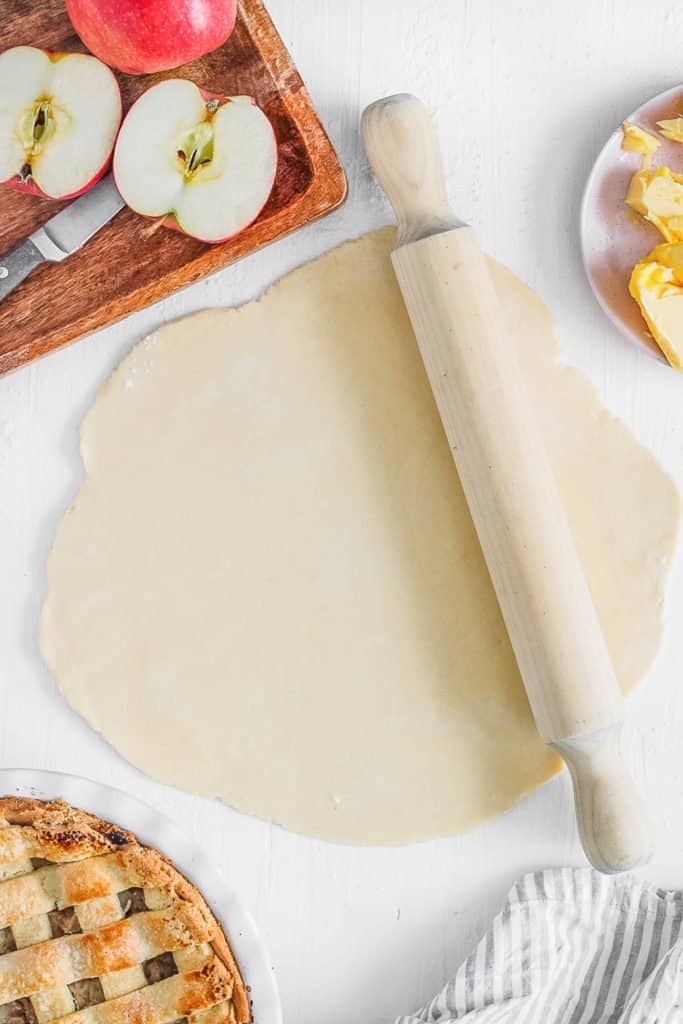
(629, 244, 683, 369)
(621, 121, 661, 155)
(657, 117, 683, 144)
(648, 242, 683, 282)
(627, 166, 683, 242)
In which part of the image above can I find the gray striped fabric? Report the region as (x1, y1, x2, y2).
(396, 868, 683, 1024)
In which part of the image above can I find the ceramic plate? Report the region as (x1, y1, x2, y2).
(0, 768, 282, 1024)
(581, 84, 683, 361)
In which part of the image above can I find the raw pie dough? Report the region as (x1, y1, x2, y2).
(41, 229, 680, 845)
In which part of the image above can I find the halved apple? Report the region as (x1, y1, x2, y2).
(0, 45, 121, 199)
(113, 79, 278, 243)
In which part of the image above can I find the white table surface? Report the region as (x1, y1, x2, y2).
(3, 2, 683, 1021)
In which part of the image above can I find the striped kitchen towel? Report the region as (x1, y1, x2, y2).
(397, 868, 683, 1024)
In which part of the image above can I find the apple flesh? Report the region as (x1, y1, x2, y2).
(0, 45, 121, 200)
(113, 79, 277, 244)
(65, 0, 237, 75)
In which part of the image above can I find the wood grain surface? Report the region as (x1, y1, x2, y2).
(0, 0, 346, 376)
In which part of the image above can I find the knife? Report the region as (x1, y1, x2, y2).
(0, 175, 125, 302)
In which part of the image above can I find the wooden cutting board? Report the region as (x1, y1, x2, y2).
(0, 0, 346, 376)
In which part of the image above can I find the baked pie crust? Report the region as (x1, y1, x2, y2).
(0, 797, 250, 1024)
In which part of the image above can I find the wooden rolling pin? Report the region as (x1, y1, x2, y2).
(362, 94, 651, 873)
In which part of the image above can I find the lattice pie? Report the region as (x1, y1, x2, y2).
(0, 798, 249, 1024)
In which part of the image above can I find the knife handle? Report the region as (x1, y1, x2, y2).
(0, 239, 45, 302)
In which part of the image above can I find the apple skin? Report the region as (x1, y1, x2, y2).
(65, 0, 237, 75)
(113, 87, 278, 244)
(2, 176, 45, 198)
(3, 156, 114, 200)
(0, 49, 122, 200)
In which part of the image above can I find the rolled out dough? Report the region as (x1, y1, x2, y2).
(41, 229, 680, 845)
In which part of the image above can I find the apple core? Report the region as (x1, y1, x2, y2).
(17, 99, 58, 181)
(178, 114, 216, 179)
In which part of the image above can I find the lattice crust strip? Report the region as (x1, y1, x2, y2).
(0, 851, 178, 928)
(0, 799, 249, 1024)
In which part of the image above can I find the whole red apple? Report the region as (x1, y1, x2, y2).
(65, 0, 237, 75)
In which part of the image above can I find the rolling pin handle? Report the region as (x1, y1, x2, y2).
(362, 94, 464, 245)
(553, 726, 652, 873)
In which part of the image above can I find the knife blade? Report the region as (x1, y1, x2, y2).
(0, 175, 125, 302)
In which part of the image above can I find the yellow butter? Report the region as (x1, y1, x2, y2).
(626, 166, 683, 242)
(629, 244, 683, 369)
(647, 242, 683, 282)
(621, 121, 661, 155)
(657, 117, 683, 144)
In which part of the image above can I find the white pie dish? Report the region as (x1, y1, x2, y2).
(0, 768, 283, 1024)
(580, 82, 683, 362)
